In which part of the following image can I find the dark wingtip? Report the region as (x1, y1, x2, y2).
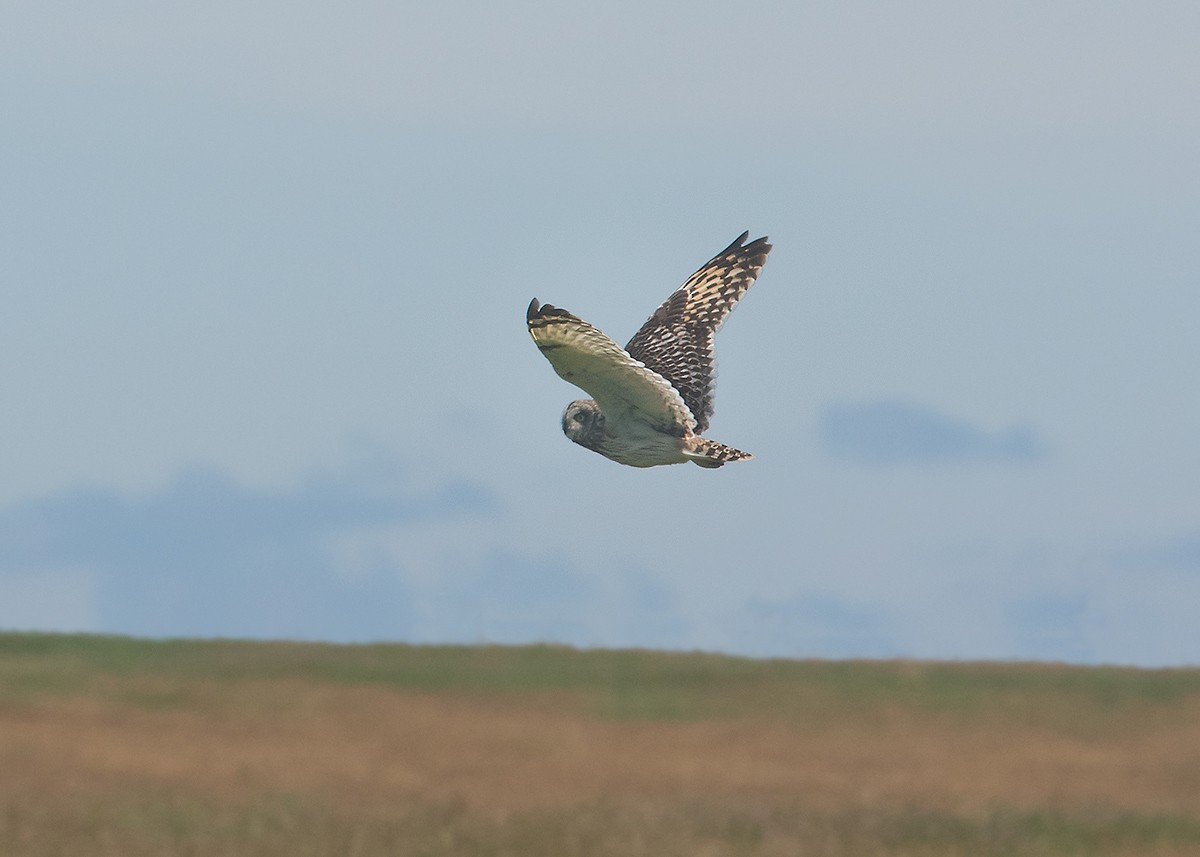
(528, 298, 576, 329)
(744, 232, 772, 257)
(727, 231, 771, 257)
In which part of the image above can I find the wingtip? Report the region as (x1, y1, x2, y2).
(728, 231, 771, 256)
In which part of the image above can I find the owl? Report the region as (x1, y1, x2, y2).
(527, 232, 771, 468)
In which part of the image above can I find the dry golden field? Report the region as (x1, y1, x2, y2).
(2, 633, 1200, 855)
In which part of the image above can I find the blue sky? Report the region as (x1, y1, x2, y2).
(2, 1, 1198, 665)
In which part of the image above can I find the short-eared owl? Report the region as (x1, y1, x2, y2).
(527, 232, 771, 468)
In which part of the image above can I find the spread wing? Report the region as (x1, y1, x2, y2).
(624, 232, 771, 434)
(527, 299, 696, 434)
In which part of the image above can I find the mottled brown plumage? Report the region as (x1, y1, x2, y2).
(625, 232, 771, 435)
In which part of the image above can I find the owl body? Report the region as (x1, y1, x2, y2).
(528, 232, 771, 469)
(561, 398, 690, 468)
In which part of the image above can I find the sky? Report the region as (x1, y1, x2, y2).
(2, 1, 1198, 665)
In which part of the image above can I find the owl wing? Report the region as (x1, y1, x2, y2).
(527, 299, 696, 434)
(624, 232, 771, 434)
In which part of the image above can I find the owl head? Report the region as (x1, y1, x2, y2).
(562, 399, 606, 450)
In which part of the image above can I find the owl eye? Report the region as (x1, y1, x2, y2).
(573, 412, 585, 422)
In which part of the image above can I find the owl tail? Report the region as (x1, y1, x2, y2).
(683, 437, 754, 469)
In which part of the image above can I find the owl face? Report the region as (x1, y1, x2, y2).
(562, 399, 606, 449)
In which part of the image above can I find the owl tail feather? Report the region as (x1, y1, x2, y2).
(683, 438, 754, 469)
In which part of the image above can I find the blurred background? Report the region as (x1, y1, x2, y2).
(2, 1, 1197, 665)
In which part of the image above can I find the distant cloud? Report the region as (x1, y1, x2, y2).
(742, 593, 898, 659)
(0, 461, 495, 640)
(398, 554, 688, 650)
(0, 460, 688, 649)
(409, 552, 596, 645)
(1111, 533, 1200, 573)
(1002, 592, 1092, 662)
(0, 570, 98, 634)
(819, 400, 1046, 466)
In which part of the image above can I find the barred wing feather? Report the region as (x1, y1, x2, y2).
(624, 232, 771, 434)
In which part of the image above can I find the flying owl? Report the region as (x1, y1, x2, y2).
(527, 231, 771, 468)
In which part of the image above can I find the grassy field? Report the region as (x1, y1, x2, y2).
(2, 633, 1200, 855)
